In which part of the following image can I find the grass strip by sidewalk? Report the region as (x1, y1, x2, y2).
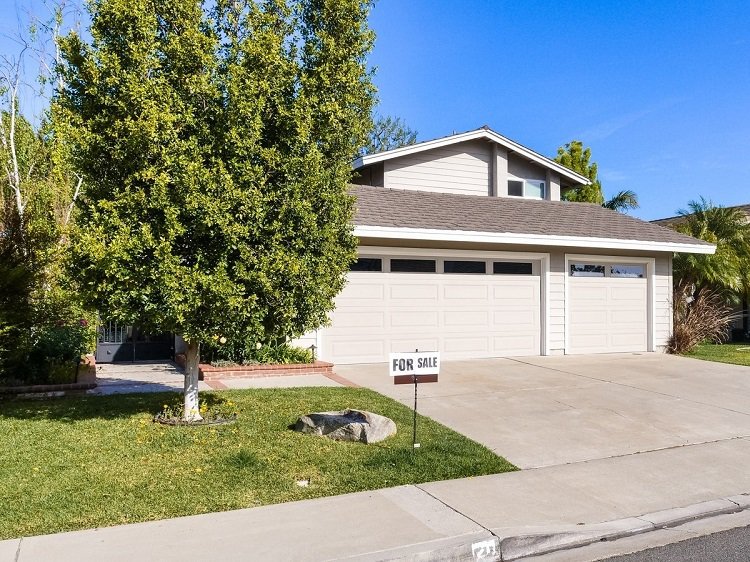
(1, 387, 516, 540)
(685, 343, 750, 367)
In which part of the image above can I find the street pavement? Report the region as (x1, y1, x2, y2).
(530, 510, 750, 561)
(5, 353, 750, 560)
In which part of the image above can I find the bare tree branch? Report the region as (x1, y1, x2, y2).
(0, 48, 27, 218)
(64, 172, 82, 226)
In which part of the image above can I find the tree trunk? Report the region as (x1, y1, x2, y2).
(183, 340, 203, 422)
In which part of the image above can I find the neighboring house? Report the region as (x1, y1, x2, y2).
(652, 205, 750, 342)
(296, 127, 714, 364)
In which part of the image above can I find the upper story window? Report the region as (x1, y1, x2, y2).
(507, 179, 545, 199)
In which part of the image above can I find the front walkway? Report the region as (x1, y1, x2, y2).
(91, 361, 341, 395)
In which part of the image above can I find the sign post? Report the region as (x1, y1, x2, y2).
(389, 350, 440, 451)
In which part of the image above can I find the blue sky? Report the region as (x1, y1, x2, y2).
(2, 0, 747, 220)
(368, 1, 750, 220)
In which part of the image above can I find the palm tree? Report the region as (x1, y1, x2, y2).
(670, 197, 750, 294)
(555, 140, 639, 213)
(603, 190, 639, 213)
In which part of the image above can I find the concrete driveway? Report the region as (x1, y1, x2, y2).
(335, 353, 750, 469)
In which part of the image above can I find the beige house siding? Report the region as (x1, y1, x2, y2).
(357, 140, 576, 202)
(383, 140, 492, 196)
(654, 254, 673, 351)
(507, 154, 547, 182)
(547, 251, 567, 354)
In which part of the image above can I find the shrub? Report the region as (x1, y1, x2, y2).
(25, 320, 96, 383)
(203, 336, 314, 366)
(669, 285, 737, 354)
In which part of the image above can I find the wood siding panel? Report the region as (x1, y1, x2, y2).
(654, 255, 672, 351)
(384, 141, 491, 196)
(508, 154, 548, 181)
(547, 251, 567, 353)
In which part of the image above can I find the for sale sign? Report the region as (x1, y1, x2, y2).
(389, 351, 440, 384)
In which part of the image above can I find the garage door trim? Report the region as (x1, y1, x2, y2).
(564, 253, 655, 354)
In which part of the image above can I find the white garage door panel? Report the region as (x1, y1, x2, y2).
(492, 284, 537, 301)
(332, 311, 385, 328)
(323, 266, 541, 364)
(390, 337, 441, 353)
(390, 311, 440, 327)
(445, 284, 488, 300)
(390, 284, 438, 300)
(444, 310, 489, 327)
(611, 309, 646, 324)
(568, 276, 648, 354)
(345, 283, 385, 301)
(492, 309, 537, 327)
(493, 335, 539, 355)
(443, 337, 490, 353)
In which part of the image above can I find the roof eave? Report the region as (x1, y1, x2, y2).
(353, 129, 591, 186)
(353, 225, 716, 255)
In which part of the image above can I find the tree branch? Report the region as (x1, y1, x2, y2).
(64, 172, 82, 226)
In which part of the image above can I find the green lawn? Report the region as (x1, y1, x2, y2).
(685, 343, 750, 367)
(0, 388, 515, 540)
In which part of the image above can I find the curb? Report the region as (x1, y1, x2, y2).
(379, 493, 750, 561)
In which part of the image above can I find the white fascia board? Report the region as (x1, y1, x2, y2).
(353, 129, 591, 186)
(353, 225, 716, 255)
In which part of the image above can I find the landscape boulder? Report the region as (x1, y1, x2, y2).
(294, 409, 396, 444)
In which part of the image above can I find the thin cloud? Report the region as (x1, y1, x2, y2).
(574, 97, 687, 143)
(575, 109, 652, 142)
(599, 169, 628, 182)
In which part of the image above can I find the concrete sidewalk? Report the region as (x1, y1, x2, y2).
(5, 436, 750, 561)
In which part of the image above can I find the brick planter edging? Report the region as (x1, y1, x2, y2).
(0, 382, 97, 395)
(0, 354, 97, 395)
(174, 354, 334, 381)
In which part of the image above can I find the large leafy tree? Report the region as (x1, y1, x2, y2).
(555, 140, 639, 213)
(362, 114, 417, 154)
(57, 0, 375, 420)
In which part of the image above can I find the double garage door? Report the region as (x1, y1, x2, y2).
(322, 253, 542, 364)
(321, 252, 651, 364)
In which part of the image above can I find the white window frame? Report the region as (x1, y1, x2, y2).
(564, 254, 656, 354)
(507, 176, 546, 200)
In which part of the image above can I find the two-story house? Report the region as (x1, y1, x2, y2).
(301, 127, 714, 364)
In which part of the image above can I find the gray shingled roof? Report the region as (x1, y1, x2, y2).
(351, 185, 712, 248)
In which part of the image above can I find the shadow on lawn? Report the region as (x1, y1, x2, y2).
(0, 392, 229, 422)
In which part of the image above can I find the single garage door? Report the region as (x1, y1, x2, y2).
(567, 260, 649, 354)
(322, 254, 541, 364)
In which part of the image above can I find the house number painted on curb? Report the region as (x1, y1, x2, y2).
(471, 538, 498, 561)
(389, 351, 440, 376)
